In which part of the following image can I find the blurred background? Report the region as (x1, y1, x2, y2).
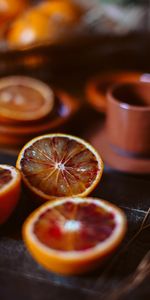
(0, 0, 149, 85)
(0, 4, 150, 299)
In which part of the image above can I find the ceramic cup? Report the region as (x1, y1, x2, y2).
(106, 82, 150, 158)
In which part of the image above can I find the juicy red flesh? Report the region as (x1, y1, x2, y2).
(0, 168, 12, 189)
(33, 201, 116, 251)
(20, 137, 100, 197)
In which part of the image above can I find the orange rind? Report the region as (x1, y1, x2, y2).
(0, 76, 54, 124)
(0, 164, 21, 224)
(23, 197, 127, 275)
(16, 133, 103, 200)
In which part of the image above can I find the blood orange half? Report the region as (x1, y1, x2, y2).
(23, 197, 127, 275)
(16, 133, 103, 200)
(0, 76, 54, 124)
(0, 164, 21, 224)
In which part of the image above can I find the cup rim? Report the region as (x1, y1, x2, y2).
(107, 81, 150, 112)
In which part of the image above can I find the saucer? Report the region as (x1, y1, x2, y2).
(89, 123, 150, 174)
(0, 91, 79, 147)
(86, 71, 149, 114)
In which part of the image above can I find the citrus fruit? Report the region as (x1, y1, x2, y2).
(0, 164, 21, 224)
(7, 8, 60, 47)
(0, 132, 28, 147)
(0, 76, 54, 124)
(0, 93, 79, 149)
(23, 197, 127, 275)
(7, 10, 52, 47)
(37, 1, 82, 24)
(16, 134, 103, 200)
(0, 91, 78, 135)
(86, 72, 142, 113)
(0, 0, 28, 24)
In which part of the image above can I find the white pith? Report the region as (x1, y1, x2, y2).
(25, 197, 126, 260)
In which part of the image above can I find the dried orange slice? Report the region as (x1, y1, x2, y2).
(23, 197, 127, 275)
(0, 76, 54, 124)
(0, 164, 21, 224)
(16, 134, 103, 200)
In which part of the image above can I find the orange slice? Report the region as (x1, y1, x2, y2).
(23, 197, 127, 275)
(86, 72, 142, 113)
(0, 164, 21, 224)
(16, 133, 103, 200)
(0, 76, 54, 124)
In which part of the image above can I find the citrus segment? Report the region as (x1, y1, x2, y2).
(23, 197, 127, 275)
(0, 164, 21, 224)
(0, 76, 54, 123)
(16, 134, 103, 200)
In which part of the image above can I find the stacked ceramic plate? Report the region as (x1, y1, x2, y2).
(0, 76, 78, 149)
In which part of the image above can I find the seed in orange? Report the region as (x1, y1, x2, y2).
(0, 164, 21, 224)
(23, 197, 127, 275)
(16, 133, 103, 201)
(0, 76, 54, 124)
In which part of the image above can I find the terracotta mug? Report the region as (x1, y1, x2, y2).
(106, 82, 150, 158)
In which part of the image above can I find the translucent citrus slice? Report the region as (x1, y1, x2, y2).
(0, 76, 54, 124)
(23, 197, 127, 275)
(0, 164, 21, 224)
(16, 134, 103, 200)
